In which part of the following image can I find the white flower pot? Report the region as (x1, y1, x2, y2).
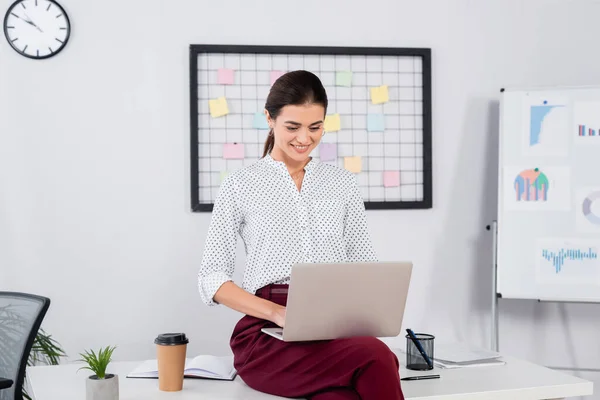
(86, 374, 119, 400)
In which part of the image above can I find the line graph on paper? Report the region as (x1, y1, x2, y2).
(536, 239, 600, 284)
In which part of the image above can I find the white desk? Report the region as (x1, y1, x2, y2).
(27, 354, 593, 400)
(28, 360, 287, 400)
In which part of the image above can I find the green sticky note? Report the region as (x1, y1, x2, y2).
(336, 71, 353, 87)
(220, 171, 229, 182)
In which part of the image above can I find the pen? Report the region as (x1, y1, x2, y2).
(406, 329, 433, 369)
(401, 374, 440, 381)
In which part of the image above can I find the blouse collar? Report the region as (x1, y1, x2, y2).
(264, 153, 318, 175)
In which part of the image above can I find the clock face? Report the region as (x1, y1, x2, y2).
(3, 0, 71, 59)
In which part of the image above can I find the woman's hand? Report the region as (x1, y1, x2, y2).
(271, 304, 287, 328)
(213, 282, 290, 327)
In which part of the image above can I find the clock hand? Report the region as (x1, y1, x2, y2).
(23, 18, 41, 32)
(22, 11, 43, 32)
(12, 13, 42, 32)
(12, 14, 32, 25)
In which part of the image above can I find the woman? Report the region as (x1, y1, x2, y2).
(198, 70, 404, 400)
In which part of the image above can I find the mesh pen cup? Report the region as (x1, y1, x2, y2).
(405, 333, 435, 370)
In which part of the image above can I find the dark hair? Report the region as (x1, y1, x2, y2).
(262, 70, 328, 157)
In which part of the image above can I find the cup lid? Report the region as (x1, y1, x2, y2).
(154, 333, 189, 345)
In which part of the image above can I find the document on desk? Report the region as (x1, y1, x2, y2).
(433, 343, 505, 369)
(126, 355, 237, 380)
(434, 358, 506, 369)
(435, 343, 501, 363)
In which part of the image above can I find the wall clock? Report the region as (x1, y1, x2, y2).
(3, 0, 71, 59)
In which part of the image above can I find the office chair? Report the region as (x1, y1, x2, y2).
(0, 292, 50, 400)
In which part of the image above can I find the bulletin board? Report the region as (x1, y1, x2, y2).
(189, 44, 432, 212)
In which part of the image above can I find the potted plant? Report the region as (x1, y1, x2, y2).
(78, 345, 119, 400)
(0, 304, 66, 400)
(25, 328, 67, 399)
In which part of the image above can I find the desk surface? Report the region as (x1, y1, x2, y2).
(0, 377, 13, 390)
(27, 354, 593, 400)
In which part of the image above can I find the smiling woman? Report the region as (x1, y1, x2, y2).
(3, 0, 71, 59)
(262, 70, 328, 191)
(198, 70, 405, 399)
(263, 72, 327, 153)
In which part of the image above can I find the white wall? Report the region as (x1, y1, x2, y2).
(2, 0, 599, 397)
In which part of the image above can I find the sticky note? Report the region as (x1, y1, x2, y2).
(367, 114, 385, 132)
(209, 97, 229, 118)
(383, 171, 400, 187)
(270, 70, 285, 85)
(220, 171, 229, 182)
(223, 143, 244, 159)
(319, 143, 337, 161)
(217, 68, 234, 85)
(252, 112, 270, 130)
(370, 85, 389, 105)
(344, 156, 362, 173)
(324, 113, 341, 132)
(336, 71, 353, 87)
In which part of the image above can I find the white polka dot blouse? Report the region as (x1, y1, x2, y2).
(197, 153, 378, 306)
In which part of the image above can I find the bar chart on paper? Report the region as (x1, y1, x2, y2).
(574, 101, 600, 141)
(541, 247, 598, 273)
(578, 125, 597, 136)
(529, 102, 565, 145)
(536, 239, 600, 285)
(521, 97, 568, 157)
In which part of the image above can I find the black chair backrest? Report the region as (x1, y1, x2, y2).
(0, 292, 50, 400)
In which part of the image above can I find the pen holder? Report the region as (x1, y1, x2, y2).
(405, 333, 435, 370)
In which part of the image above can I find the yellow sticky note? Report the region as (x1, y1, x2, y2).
(370, 85, 389, 105)
(209, 96, 229, 118)
(344, 156, 362, 173)
(324, 113, 341, 132)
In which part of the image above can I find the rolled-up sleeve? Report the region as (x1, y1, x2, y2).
(344, 175, 378, 263)
(198, 175, 242, 306)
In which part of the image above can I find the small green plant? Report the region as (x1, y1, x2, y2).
(24, 328, 67, 399)
(77, 346, 116, 379)
(0, 304, 66, 400)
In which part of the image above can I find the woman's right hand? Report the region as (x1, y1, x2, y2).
(213, 282, 289, 328)
(271, 304, 287, 328)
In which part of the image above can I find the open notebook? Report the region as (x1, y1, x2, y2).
(126, 355, 237, 381)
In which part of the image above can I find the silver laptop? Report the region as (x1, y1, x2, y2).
(261, 261, 412, 342)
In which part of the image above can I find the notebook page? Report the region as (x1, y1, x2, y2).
(186, 355, 234, 377)
(127, 360, 159, 377)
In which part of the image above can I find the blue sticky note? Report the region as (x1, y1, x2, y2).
(367, 114, 385, 132)
(253, 112, 269, 130)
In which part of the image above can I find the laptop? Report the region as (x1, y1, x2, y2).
(261, 261, 412, 342)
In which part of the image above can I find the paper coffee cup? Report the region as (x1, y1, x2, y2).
(154, 333, 189, 391)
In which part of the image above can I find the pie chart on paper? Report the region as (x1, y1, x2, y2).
(582, 191, 600, 225)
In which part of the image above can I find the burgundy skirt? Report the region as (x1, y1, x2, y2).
(229, 284, 405, 400)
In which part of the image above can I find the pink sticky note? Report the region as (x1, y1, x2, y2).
(383, 171, 400, 187)
(320, 143, 337, 161)
(223, 143, 244, 159)
(218, 68, 235, 85)
(270, 70, 285, 85)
